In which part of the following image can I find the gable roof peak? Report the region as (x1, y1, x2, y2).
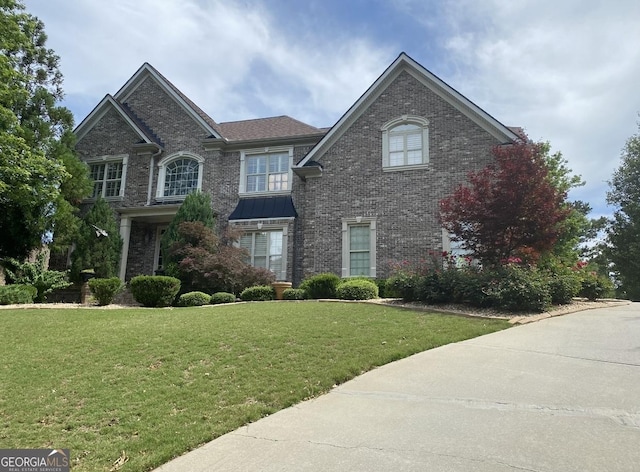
(114, 62, 222, 138)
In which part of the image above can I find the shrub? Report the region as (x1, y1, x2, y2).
(0, 284, 37, 305)
(299, 273, 341, 299)
(210, 292, 237, 304)
(486, 265, 551, 312)
(578, 272, 614, 301)
(336, 279, 379, 300)
(130, 275, 181, 307)
(282, 288, 306, 300)
(88, 277, 124, 306)
(240, 285, 275, 301)
(547, 272, 582, 305)
(386, 272, 421, 302)
(178, 291, 211, 307)
(3, 253, 71, 302)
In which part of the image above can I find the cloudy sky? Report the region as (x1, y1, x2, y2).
(23, 0, 640, 218)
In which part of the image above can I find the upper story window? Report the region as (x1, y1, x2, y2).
(381, 115, 429, 170)
(240, 147, 293, 195)
(86, 155, 128, 200)
(156, 152, 204, 201)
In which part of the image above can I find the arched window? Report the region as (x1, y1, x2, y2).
(156, 152, 204, 200)
(381, 116, 429, 169)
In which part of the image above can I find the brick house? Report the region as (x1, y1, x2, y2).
(74, 52, 519, 285)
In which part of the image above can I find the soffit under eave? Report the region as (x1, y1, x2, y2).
(73, 95, 152, 144)
(114, 64, 223, 139)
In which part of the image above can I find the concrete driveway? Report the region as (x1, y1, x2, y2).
(155, 303, 640, 472)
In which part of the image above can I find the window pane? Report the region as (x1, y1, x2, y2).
(350, 226, 369, 251)
(350, 252, 370, 276)
(105, 181, 121, 197)
(406, 132, 422, 150)
(407, 150, 422, 165)
(389, 135, 403, 152)
(393, 123, 419, 132)
(92, 182, 103, 199)
(389, 152, 404, 166)
(254, 232, 268, 256)
(268, 173, 288, 191)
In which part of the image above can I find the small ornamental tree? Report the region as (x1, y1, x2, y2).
(168, 221, 275, 294)
(70, 197, 122, 281)
(161, 191, 215, 278)
(440, 140, 571, 267)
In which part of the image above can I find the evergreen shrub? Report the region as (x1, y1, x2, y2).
(88, 277, 124, 306)
(0, 285, 37, 305)
(299, 273, 341, 299)
(240, 285, 275, 301)
(336, 279, 379, 300)
(130, 275, 181, 307)
(210, 292, 236, 304)
(178, 291, 211, 307)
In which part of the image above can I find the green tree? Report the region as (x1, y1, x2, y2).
(161, 191, 215, 277)
(0, 0, 91, 260)
(538, 142, 590, 266)
(606, 123, 640, 300)
(70, 198, 122, 281)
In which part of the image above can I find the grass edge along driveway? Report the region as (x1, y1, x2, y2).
(0, 301, 510, 471)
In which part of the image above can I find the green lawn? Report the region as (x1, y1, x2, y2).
(0, 301, 510, 471)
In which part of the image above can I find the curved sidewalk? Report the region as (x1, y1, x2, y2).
(155, 303, 640, 472)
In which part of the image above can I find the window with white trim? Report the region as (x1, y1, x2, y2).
(341, 218, 377, 277)
(240, 148, 293, 195)
(381, 116, 429, 169)
(87, 155, 128, 199)
(239, 229, 285, 279)
(156, 152, 204, 200)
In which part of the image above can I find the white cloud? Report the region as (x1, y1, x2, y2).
(436, 0, 640, 216)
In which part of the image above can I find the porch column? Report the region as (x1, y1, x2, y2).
(119, 216, 132, 280)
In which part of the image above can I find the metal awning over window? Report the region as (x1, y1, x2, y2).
(228, 195, 297, 220)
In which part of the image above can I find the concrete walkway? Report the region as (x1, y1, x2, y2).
(155, 303, 640, 472)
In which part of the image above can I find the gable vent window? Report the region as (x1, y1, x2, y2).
(382, 116, 429, 170)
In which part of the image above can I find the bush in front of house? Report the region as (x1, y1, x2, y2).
(130, 275, 181, 307)
(210, 292, 237, 304)
(0, 284, 37, 305)
(386, 272, 421, 302)
(578, 271, 614, 301)
(336, 279, 379, 300)
(282, 288, 306, 300)
(486, 265, 552, 313)
(240, 285, 275, 301)
(88, 277, 124, 306)
(299, 273, 341, 299)
(178, 291, 211, 307)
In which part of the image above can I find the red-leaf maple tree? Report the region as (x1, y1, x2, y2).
(439, 140, 571, 266)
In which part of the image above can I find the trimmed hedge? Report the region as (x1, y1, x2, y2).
(210, 292, 236, 305)
(336, 279, 379, 300)
(299, 273, 341, 299)
(178, 291, 211, 307)
(240, 285, 275, 301)
(88, 277, 124, 306)
(0, 284, 37, 305)
(282, 288, 306, 300)
(130, 275, 181, 307)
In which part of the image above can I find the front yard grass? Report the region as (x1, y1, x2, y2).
(0, 301, 510, 471)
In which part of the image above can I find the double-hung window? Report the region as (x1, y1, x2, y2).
(239, 230, 284, 277)
(341, 218, 377, 278)
(87, 155, 127, 199)
(240, 148, 292, 195)
(382, 116, 429, 169)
